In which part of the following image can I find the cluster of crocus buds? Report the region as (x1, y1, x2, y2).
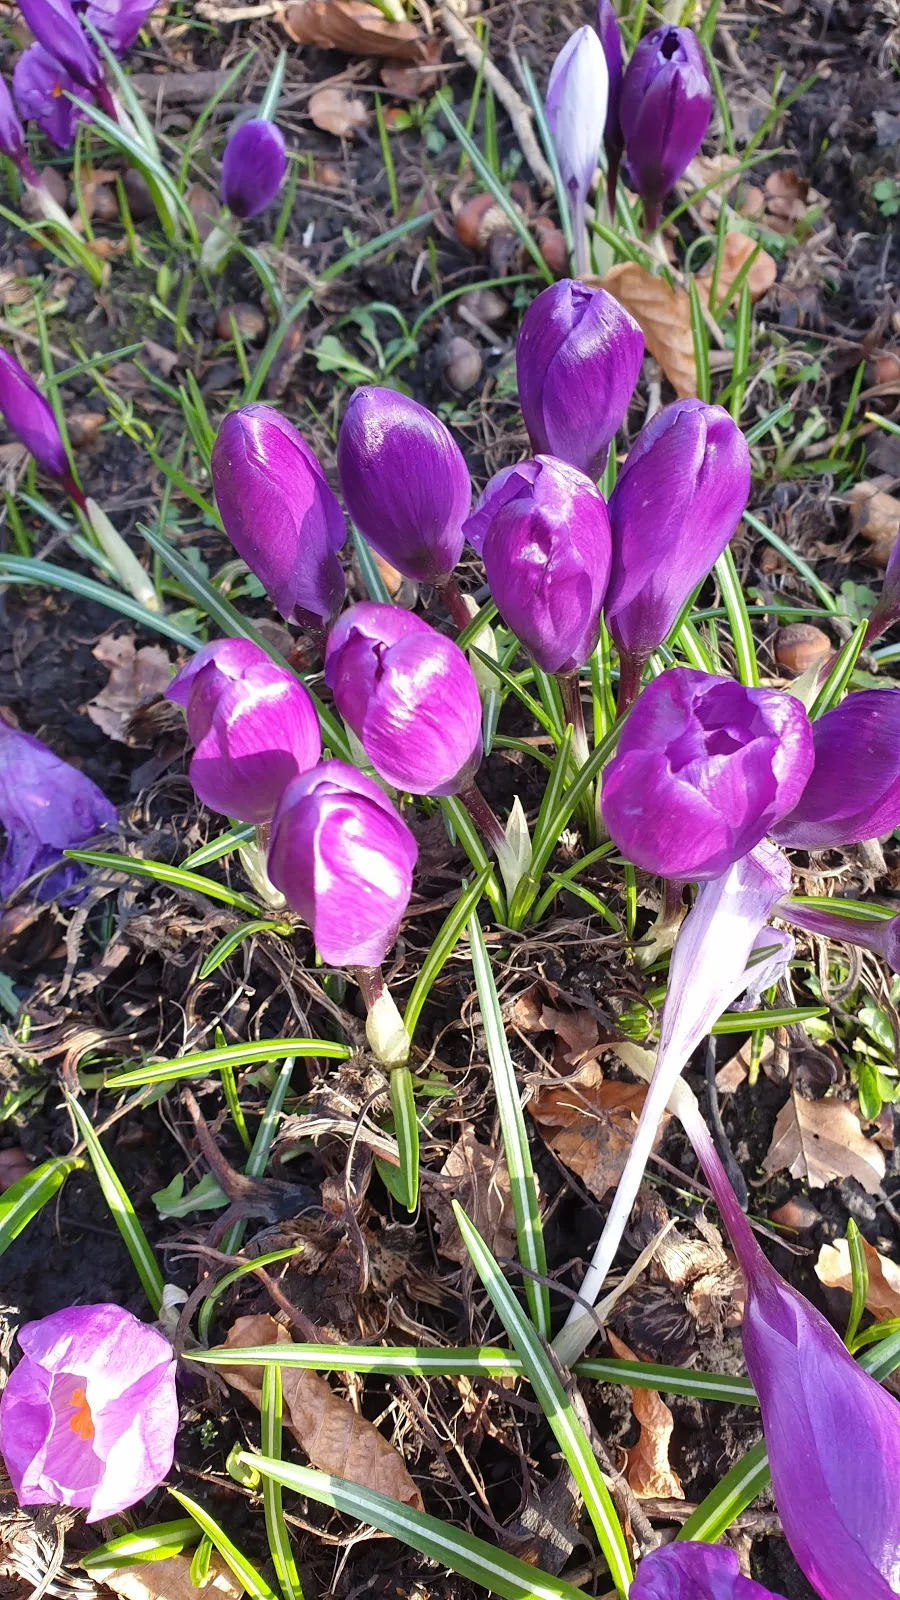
(0, 1304, 178, 1521)
(0, 718, 117, 901)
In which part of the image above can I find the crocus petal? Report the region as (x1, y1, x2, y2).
(84, 0, 157, 54)
(620, 25, 711, 224)
(0, 721, 117, 901)
(17, 0, 105, 92)
(13, 43, 92, 148)
(545, 25, 609, 214)
(630, 1540, 784, 1598)
(772, 689, 900, 850)
(0, 346, 69, 479)
(0, 75, 30, 171)
(87, 1362, 179, 1520)
(221, 118, 287, 218)
(778, 898, 900, 974)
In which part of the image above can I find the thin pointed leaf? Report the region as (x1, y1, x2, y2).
(81, 1522, 200, 1578)
(404, 868, 491, 1037)
(0, 556, 200, 649)
(169, 1490, 279, 1600)
(64, 849, 261, 916)
(261, 1364, 305, 1600)
(105, 1037, 348, 1090)
(390, 1065, 418, 1213)
(0, 1156, 83, 1256)
(66, 1094, 164, 1312)
(199, 918, 293, 980)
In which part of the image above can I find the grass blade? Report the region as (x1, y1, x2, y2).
(844, 1219, 869, 1350)
(261, 1364, 305, 1600)
(106, 1037, 349, 1090)
(66, 1094, 164, 1313)
(468, 915, 549, 1337)
(715, 543, 759, 687)
(809, 618, 867, 719)
(81, 1522, 200, 1578)
(0, 556, 200, 649)
(452, 1206, 632, 1596)
(220, 1057, 297, 1255)
(199, 918, 293, 980)
(441, 103, 553, 285)
(64, 849, 261, 916)
(677, 1439, 770, 1542)
(0, 1156, 83, 1256)
(404, 868, 491, 1038)
(508, 722, 622, 927)
(169, 1490, 279, 1600)
(390, 1066, 419, 1213)
(183, 824, 255, 870)
(197, 1246, 303, 1344)
(440, 797, 506, 922)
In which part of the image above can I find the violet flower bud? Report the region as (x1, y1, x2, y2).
(268, 760, 417, 967)
(83, 0, 157, 55)
(515, 280, 643, 480)
(13, 43, 92, 149)
(337, 388, 471, 585)
(221, 117, 287, 219)
(605, 399, 751, 663)
(772, 688, 900, 851)
(324, 602, 482, 796)
(0, 1304, 178, 1521)
(620, 25, 712, 231)
(17, 0, 106, 95)
(602, 668, 814, 881)
(0, 720, 116, 901)
(0, 75, 38, 184)
(631, 1540, 783, 1599)
(166, 638, 321, 825)
(0, 347, 70, 482)
(545, 25, 608, 270)
(779, 897, 900, 975)
(595, 0, 624, 214)
(464, 456, 612, 674)
(211, 404, 346, 633)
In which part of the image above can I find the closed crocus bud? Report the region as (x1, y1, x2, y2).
(0, 347, 70, 483)
(0, 720, 116, 901)
(17, 0, 106, 96)
(620, 25, 712, 230)
(464, 456, 611, 674)
(596, 0, 624, 213)
(545, 25, 608, 273)
(211, 405, 346, 633)
(602, 668, 814, 880)
(0, 1304, 178, 1522)
(84, 0, 157, 55)
(631, 1540, 783, 1598)
(605, 399, 751, 664)
(166, 638, 320, 825)
(221, 118, 287, 219)
(268, 760, 417, 967)
(0, 76, 38, 184)
(772, 689, 900, 851)
(324, 602, 482, 796)
(515, 280, 643, 480)
(337, 388, 471, 586)
(13, 44, 92, 149)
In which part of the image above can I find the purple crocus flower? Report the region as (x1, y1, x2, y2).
(631, 1540, 783, 1598)
(0, 1304, 178, 1522)
(0, 347, 71, 485)
(324, 602, 482, 796)
(13, 43, 93, 149)
(211, 405, 346, 635)
(464, 456, 611, 674)
(605, 399, 751, 672)
(515, 280, 643, 481)
(221, 117, 287, 219)
(17, 0, 107, 96)
(863, 532, 900, 648)
(545, 25, 608, 274)
(83, 0, 157, 55)
(166, 639, 321, 825)
(772, 689, 900, 850)
(601, 668, 814, 881)
(337, 388, 471, 586)
(620, 25, 712, 231)
(0, 720, 116, 901)
(778, 897, 900, 975)
(267, 760, 417, 967)
(0, 75, 39, 184)
(595, 0, 624, 215)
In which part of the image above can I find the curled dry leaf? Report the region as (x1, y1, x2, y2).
(761, 1092, 886, 1195)
(528, 1062, 669, 1200)
(309, 86, 370, 138)
(85, 634, 173, 745)
(600, 262, 696, 398)
(697, 231, 777, 307)
(816, 1235, 900, 1322)
(425, 1127, 517, 1265)
(763, 167, 827, 235)
(280, 0, 427, 60)
(538, 1003, 600, 1071)
(103, 1557, 243, 1600)
(845, 480, 900, 568)
(221, 1315, 423, 1509)
(606, 1329, 683, 1500)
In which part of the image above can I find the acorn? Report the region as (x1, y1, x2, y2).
(774, 623, 831, 675)
(459, 287, 508, 324)
(443, 336, 482, 393)
(454, 192, 503, 252)
(215, 303, 268, 343)
(533, 215, 568, 277)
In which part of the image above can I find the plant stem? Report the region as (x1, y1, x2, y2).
(616, 650, 645, 716)
(355, 965, 410, 1067)
(436, 574, 475, 634)
(458, 781, 508, 859)
(458, 781, 527, 904)
(557, 671, 590, 768)
(572, 190, 588, 279)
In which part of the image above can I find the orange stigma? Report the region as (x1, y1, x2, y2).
(68, 1387, 94, 1441)
(51, 84, 62, 98)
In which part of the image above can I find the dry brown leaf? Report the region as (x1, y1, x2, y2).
(280, 0, 426, 59)
(601, 262, 696, 398)
(379, 39, 443, 96)
(539, 1003, 600, 1069)
(715, 1033, 774, 1094)
(221, 1316, 423, 1508)
(85, 634, 172, 744)
(698, 231, 777, 306)
(103, 1554, 243, 1600)
(761, 1093, 886, 1194)
(528, 1063, 668, 1199)
(845, 480, 900, 568)
(606, 1330, 683, 1500)
(816, 1236, 900, 1321)
(425, 1128, 517, 1265)
(308, 85, 370, 138)
(763, 168, 827, 235)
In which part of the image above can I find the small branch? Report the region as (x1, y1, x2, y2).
(436, 1, 553, 193)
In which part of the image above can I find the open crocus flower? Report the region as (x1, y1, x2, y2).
(268, 760, 417, 968)
(324, 603, 482, 796)
(166, 639, 321, 825)
(545, 25, 608, 274)
(13, 43, 93, 149)
(631, 1540, 783, 1598)
(0, 1304, 178, 1522)
(515, 280, 643, 482)
(211, 405, 346, 635)
(602, 668, 814, 881)
(17, 0, 113, 111)
(221, 117, 287, 219)
(772, 688, 900, 850)
(0, 720, 116, 901)
(337, 388, 471, 588)
(620, 25, 711, 231)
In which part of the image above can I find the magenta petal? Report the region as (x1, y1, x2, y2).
(0, 720, 117, 901)
(772, 689, 900, 850)
(0, 346, 68, 478)
(630, 1540, 784, 1598)
(620, 25, 711, 219)
(221, 118, 286, 218)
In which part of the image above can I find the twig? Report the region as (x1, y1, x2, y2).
(436, 1, 553, 193)
(195, 2, 277, 17)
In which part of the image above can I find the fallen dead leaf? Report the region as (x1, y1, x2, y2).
(845, 480, 900, 568)
(761, 1093, 886, 1195)
(308, 85, 370, 138)
(0, 1148, 31, 1190)
(698, 231, 777, 307)
(816, 1235, 900, 1322)
(528, 1063, 668, 1200)
(425, 1128, 517, 1265)
(103, 1555, 243, 1600)
(221, 1316, 423, 1508)
(763, 168, 827, 235)
(539, 1003, 600, 1070)
(280, 0, 427, 59)
(85, 634, 172, 744)
(715, 1034, 774, 1094)
(601, 262, 696, 398)
(379, 38, 443, 96)
(143, 338, 180, 378)
(606, 1330, 683, 1500)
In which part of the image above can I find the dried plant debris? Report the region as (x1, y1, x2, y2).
(762, 1093, 886, 1194)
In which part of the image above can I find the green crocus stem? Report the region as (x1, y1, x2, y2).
(556, 670, 590, 768)
(436, 574, 475, 634)
(355, 965, 411, 1068)
(616, 650, 646, 717)
(571, 189, 588, 279)
(237, 823, 286, 909)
